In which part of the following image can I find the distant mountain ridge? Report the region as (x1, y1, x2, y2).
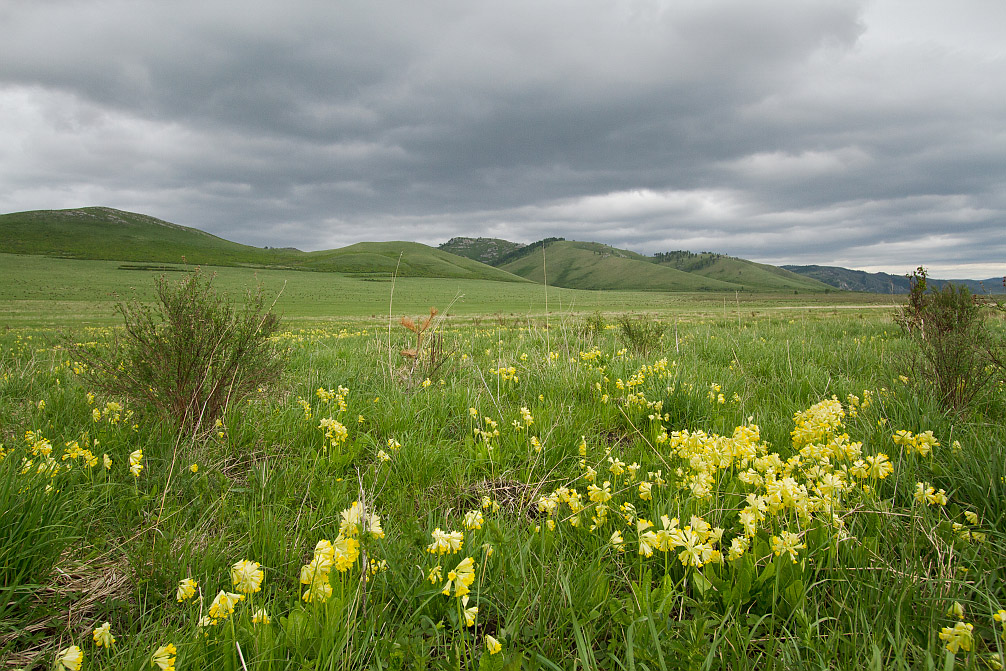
(783, 265, 1005, 295)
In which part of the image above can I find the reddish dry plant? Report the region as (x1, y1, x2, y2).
(399, 306, 438, 360)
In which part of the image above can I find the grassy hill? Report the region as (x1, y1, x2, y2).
(295, 241, 530, 282)
(438, 237, 526, 265)
(0, 207, 527, 282)
(499, 240, 743, 292)
(0, 207, 298, 267)
(655, 251, 832, 292)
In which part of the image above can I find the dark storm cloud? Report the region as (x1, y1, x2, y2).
(1, 0, 1003, 277)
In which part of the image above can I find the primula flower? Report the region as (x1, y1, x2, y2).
(464, 510, 483, 530)
(427, 528, 464, 555)
(176, 578, 197, 602)
(638, 531, 659, 557)
(208, 591, 244, 621)
(428, 565, 443, 584)
(129, 449, 143, 477)
(150, 643, 177, 671)
(56, 645, 83, 671)
(485, 635, 502, 655)
(771, 531, 806, 563)
(638, 481, 652, 501)
(462, 595, 478, 626)
(93, 621, 115, 648)
(947, 602, 965, 619)
(728, 536, 749, 561)
(610, 530, 624, 551)
(333, 535, 361, 571)
(102, 454, 112, 470)
(252, 608, 270, 625)
(939, 621, 974, 654)
(231, 559, 264, 594)
(442, 557, 475, 597)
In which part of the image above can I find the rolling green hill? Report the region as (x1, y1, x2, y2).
(499, 241, 743, 292)
(295, 241, 530, 282)
(655, 251, 832, 292)
(438, 237, 526, 265)
(0, 207, 298, 267)
(0, 207, 528, 282)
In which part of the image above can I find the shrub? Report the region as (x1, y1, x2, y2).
(895, 267, 1003, 413)
(74, 269, 284, 432)
(615, 314, 665, 356)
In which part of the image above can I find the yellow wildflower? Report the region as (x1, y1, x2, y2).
(150, 643, 177, 671)
(93, 621, 115, 648)
(464, 510, 484, 530)
(176, 578, 197, 602)
(771, 530, 805, 563)
(442, 557, 475, 597)
(129, 449, 143, 477)
(462, 595, 478, 626)
(485, 635, 502, 655)
(56, 645, 83, 671)
(252, 608, 270, 625)
(427, 528, 464, 555)
(231, 559, 264, 594)
(208, 591, 244, 621)
(939, 621, 974, 654)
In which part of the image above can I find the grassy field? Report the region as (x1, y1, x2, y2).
(2, 265, 1004, 670)
(0, 253, 890, 328)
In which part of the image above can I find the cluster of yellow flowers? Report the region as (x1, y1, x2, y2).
(316, 384, 349, 411)
(54, 627, 172, 671)
(317, 417, 348, 451)
(892, 429, 940, 456)
(299, 501, 383, 603)
(491, 366, 519, 383)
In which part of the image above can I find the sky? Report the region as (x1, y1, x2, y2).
(1, 0, 1004, 278)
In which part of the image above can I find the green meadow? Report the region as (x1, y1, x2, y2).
(0, 253, 889, 328)
(2, 255, 1004, 671)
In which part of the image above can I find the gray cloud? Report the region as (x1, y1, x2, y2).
(1, 0, 1003, 278)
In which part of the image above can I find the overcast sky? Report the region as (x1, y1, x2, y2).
(2, 0, 1004, 278)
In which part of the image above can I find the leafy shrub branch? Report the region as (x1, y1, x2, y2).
(73, 269, 284, 432)
(896, 266, 1005, 413)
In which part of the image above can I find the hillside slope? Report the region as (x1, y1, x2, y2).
(500, 241, 741, 291)
(656, 252, 831, 292)
(0, 207, 298, 266)
(439, 237, 526, 265)
(296, 241, 530, 282)
(0, 207, 527, 281)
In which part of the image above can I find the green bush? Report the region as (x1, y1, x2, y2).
(895, 267, 1003, 412)
(75, 269, 284, 432)
(615, 314, 665, 355)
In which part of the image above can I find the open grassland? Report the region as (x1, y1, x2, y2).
(0, 253, 890, 328)
(2, 285, 1006, 670)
